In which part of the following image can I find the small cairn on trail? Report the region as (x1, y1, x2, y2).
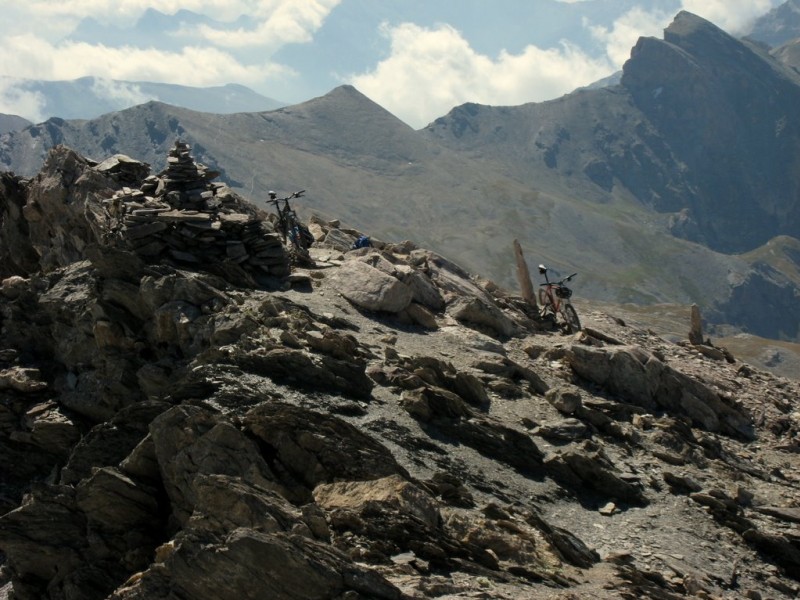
(104, 140, 290, 277)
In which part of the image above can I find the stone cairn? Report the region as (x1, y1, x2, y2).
(103, 140, 290, 277)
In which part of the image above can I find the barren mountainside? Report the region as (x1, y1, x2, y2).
(425, 11, 800, 256)
(0, 142, 799, 599)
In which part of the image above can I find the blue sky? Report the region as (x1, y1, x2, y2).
(0, 0, 783, 127)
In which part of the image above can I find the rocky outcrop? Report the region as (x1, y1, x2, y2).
(1, 144, 800, 600)
(0, 173, 39, 278)
(14, 146, 114, 273)
(5, 141, 291, 285)
(567, 343, 754, 439)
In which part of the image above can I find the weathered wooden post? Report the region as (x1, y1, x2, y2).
(513, 239, 537, 309)
(689, 303, 704, 345)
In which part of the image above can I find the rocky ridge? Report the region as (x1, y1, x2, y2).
(0, 145, 799, 599)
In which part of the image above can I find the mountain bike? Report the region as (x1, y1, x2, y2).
(267, 190, 314, 265)
(538, 265, 581, 333)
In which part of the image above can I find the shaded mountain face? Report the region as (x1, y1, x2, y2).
(622, 11, 800, 252)
(426, 11, 800, 256)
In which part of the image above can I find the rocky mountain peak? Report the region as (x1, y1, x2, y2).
(293, 84, 398, 118)
(1, 143, 799, 599)
(664, 10, 735, 46)
(619, 9, 800, 254)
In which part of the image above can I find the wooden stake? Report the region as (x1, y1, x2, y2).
(689, 303, 704, 345)
(513, 239, 537, 308)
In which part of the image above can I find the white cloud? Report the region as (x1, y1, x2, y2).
(0, 34, 60, 81)
(0, 34, 289, 88)
(349, 23, 614, 129)
(190, 0, 341, 50)
(14, 0, 341, 37)
(0, 77, 47, 122)
(0, 0, 338, 110)
(23, 1, 270, 26)
(680, 0, 779, 34)
(90, 79, 151, 106)
(590, 7, 673, 68)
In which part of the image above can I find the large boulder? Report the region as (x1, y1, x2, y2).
(314, 474, 441, 529)
(243, 403, 409, 495)
(448, 295, 518, 338)
(149, 405, 284, 524)
(118, 528, 402, 600)
(329, 259, 413, 313)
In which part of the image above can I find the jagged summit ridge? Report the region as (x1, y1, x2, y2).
(664, 10, 740, 45)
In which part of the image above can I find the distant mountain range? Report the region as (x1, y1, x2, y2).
(748, 0, 800, 47)
(0, 76, 282, 124)
(773, 37, 800, 70)
(0, 114, 31, 135)
(1, 1, 797, 132)
(1, 11, 799, 346)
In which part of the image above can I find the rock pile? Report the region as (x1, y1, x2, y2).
(106, 140, 290, 277)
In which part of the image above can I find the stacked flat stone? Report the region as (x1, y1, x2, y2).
(95, 154, 152, 187)
(158, 140, 220, 210)
(104, 140, 290, 277)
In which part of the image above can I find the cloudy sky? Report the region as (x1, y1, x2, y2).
(0, 0, 782, 128)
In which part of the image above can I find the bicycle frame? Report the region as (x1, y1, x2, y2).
(268, 191, 304, 244)
(540, 284, 565, 314)
(267, 190, 313, 265)
(538, 265, 581, 333)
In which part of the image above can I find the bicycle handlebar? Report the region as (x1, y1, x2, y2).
(267, 190, 306, 204)
(539, 273, 578, 286)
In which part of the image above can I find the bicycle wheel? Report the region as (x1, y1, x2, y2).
(562, 303, 582, 333)
(286, 218, 314, 266)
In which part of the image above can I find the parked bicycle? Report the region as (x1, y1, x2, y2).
(267, 190, 314, 264)
(538, 265, 581, 333)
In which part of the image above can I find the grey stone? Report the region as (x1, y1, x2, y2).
(330, 260, 413, 313)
